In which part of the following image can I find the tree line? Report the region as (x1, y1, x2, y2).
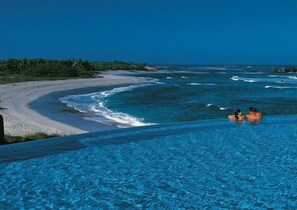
(0, 59, 147, 79)
(0, 59, 94, 77)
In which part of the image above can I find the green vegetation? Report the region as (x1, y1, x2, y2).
(4, 133, 60, 144)
(93, 60, 147, 71)
(0, 59, 95, 83)
(276, 66, 297, 73)
(0, 59, 148, 84)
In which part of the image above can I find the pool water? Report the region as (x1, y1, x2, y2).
(0, 116, 297, 209)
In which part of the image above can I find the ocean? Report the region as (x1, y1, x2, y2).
(59, 65, 297, 128)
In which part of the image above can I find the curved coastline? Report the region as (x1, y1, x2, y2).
(30, 85, 125, 133)
(0, 72, 148, 137)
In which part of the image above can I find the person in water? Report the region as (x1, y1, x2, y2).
(228, 109, 245, 121)
(245, 107, 263, 122)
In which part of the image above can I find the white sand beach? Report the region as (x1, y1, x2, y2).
(0, 72, 148, 137)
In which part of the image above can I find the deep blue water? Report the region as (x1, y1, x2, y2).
(60, 65, 297, 128)
(0, 116, 297, 209)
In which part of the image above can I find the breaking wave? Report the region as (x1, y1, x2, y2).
(230, 76, 257, 83)
(60, 83, 156, 128)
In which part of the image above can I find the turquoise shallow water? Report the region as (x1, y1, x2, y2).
(1, 116, 297, 209)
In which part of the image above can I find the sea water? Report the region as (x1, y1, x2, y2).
(60, 65, 297, 127)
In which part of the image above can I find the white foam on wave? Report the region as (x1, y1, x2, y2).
(60, 83, 156, 128)
(288, 76, 297, 80)
(230, 76, 240, 81)
(166, 77, 172, 79)
(181, 76, 187, 79)
(230, 76, 257, 83)
(89, 103, 156, 128)
(59, 95, 91, 114)
(100, 83, 150, 97)
(265, 86, 297, 89)
(188, 83, 216, 86)
(231, 75, 295, 84)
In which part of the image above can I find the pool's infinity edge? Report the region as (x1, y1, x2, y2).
(0, 115, 296, 164)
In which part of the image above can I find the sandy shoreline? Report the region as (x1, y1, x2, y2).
(0, 72, 148, 137)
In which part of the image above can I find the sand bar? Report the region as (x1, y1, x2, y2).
(0, 72, 148, 136)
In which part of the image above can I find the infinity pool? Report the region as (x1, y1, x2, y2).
(0, 116, 297, 209)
